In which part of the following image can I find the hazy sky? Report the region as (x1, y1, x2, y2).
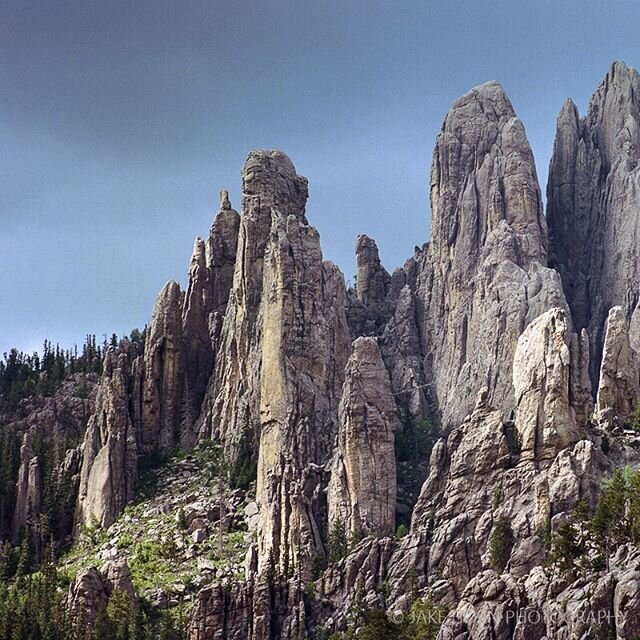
(2, 1, 639, 355)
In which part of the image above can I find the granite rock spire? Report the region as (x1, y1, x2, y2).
(548, 61, 640, 384)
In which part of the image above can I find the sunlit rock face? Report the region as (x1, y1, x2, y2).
(596, 305, 640, 425)
(75, 347, 137, 530)
(513, 307, 582, 466)
(192, 151, 350, 578)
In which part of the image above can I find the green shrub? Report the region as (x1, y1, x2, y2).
(546, 467, 640, 575)
(117, 532, 134, 549)
(328, 519, 350, 563)
(488, 515, 515, 572)
(395, 414, 442, 526)
(330, 591, 447, 640)
(405, 597, 449, 640)
(228, 433, 257, 490)
(546, 520, 584, 575)
(93, 589, 150, 640)
(625, 404, 640, 431)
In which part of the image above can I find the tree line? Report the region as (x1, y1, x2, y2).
(548, 465, 640, 574)
(0, 330, 145, 411)
(0, 566, 185, 640)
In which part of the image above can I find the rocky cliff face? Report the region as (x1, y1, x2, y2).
(256, 199, 350, 576)
(177, 82, 586, 637)
(74, 194, 240, 532)
(76, 346, 138, 530)
(548, 61, 640, 384)
(380, 283, 430, 421)
(198, 151, 312, 461)
(351, 235, 393, 335)
(410, 308, 590, 593)
(182, 192, 240, 436)
(437, 555, 640, 640)
(141, 281, 185, 453)
(513, 308, 583, 465)
(67, 558, 137, 627)
(596, 305, 640, 426)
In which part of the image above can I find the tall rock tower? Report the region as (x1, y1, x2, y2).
(548, 61, 640, 387)
(416, 81, 567, 427)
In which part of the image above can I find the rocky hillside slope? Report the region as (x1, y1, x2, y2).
(2, 61, 640, 640)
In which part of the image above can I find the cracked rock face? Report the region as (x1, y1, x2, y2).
(257, 209, 350, 576)
(141, 280, 185, 453)
(67, 567, 109, 628)
(437, 547, 640, 640)
(349, 234, 393, 336)
(198, 150, 310, 463)
(411, 309, 591, 596)
(355, 235, 391, 308)
(75, 347, 138, 531)
(513, 308, 581, 465)
(192, 151, 349, 577)
(67, 558, 137, 628)
(416, 81, 567, 428)
(380, 284, 430, 421)
(596, 305, 640, 424)
(547, 61, 640, 384)
(182, 194, 240, 436)
(27, 66, 640, 640)
(328, 337, 398, 538)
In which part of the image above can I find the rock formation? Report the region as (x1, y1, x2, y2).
(380, 284, 430, 420)
(198, 151, 312, 462)
(548, 60, 640, 383)
(255, 189, 350, 576)
(75, 347, 138, 530)
(7, 63, 640, 640)
(183, 151, 350, 578)
(513, 308, 581, 465)
(328, 337, 397, 538)
(100, 557, 138, 607)
(355, 235, 390, 307)
(204, 192, 241, 327)
(349, 234, 393, 335)
(437, 549, 640, 640)
(188, 582, 253, 640)
(67, 567, 110, 627)
(67, 558, 137, 628)
(411, 307, 591, 598)
(181, 238, 212, 432)
(11, 433, 41, 541)
(141, 280, 185, 452)
(596, 305, 640, 425)
(182, 192, 240, 434)
(415, 81, 567, 427)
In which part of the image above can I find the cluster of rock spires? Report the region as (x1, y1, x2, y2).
(7, 61, 640, 639)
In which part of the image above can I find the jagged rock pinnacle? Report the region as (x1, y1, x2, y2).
(417, 79, 566, 427)
(219, 189, 231, 210)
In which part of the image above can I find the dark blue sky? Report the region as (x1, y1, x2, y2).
(2, 0, 639, 354)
